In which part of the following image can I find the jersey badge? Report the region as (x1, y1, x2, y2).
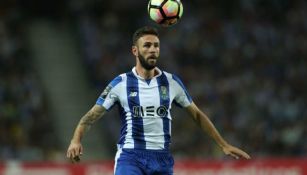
(159, 86, 169, 100)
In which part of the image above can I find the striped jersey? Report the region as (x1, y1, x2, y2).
(96, 67, 192, 150)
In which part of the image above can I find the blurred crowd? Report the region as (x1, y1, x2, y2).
(75, 0, 307, 158)
(0, 0, 306, 161)
(0, 7, 58, 161)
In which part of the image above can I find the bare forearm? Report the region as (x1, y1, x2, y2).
(71, 105, 105, 143)
(186, 103, 251, 159)
(193, 110, 228, 147)
(187, 103, 228, 148)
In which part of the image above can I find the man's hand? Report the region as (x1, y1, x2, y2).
(66, 141, 83, 163)
(66, 105, 106, 163)
(222, 144, 251, 159)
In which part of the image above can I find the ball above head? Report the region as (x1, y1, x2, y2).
(148, 0, 183, 27)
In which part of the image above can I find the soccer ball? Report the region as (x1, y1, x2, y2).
(148, 0, 183, 27)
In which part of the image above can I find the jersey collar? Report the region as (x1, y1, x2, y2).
(132, 67, 162, 80)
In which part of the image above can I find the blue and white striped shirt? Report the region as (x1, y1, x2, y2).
(96, 67, 192, 150)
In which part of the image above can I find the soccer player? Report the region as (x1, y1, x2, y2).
(66, 26, 251, 175)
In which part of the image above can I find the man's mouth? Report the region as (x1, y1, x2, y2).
(148, 55, 157, 60)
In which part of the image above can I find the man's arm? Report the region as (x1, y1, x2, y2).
(66, 104, 106, 162)
(185, 102, 251, 159)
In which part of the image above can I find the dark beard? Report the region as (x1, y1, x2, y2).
(138, 54, 157, 70)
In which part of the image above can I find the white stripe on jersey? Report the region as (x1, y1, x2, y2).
(124, 112, 134, 149)
(139, 77, 165, 149)
(114, 147, 123, 174)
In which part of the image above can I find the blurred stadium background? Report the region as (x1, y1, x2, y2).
(0, 0, 306, 174)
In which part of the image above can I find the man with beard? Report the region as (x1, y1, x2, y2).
(66, 26, 251, 175)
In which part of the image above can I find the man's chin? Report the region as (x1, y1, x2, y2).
(138, 55, 158, 70)
(144, 63, 156, 70)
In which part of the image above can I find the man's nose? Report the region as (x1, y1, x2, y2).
(149, 46, 158, 52)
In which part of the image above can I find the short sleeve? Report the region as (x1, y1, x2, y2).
(172, 74, 193, 107)
(96, 75, 122, 110)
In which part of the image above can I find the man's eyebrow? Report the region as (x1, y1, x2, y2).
(143, 41, 159, 44)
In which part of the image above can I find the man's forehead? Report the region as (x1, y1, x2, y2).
(138, 35, 160, 43)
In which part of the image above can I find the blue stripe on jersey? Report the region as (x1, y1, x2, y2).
(110, 75, 123, 87)
(117, 102, 127, 146)
(96, 75, 122, 106)
(126, 72, 146, 149)
(96, 97, 104, 106)
(172, 74, 192, 103)
(157, 72, 171, 150)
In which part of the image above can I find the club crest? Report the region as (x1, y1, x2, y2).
(160, 86, 169, 100)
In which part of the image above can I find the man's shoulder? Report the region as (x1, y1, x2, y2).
(115, 72, 130, 79)
(161, 70, 173, 78)
(161, 71, 181, 82)
(109, 73, 126, 87)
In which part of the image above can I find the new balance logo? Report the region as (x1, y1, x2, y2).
(129, 92, 138, 97)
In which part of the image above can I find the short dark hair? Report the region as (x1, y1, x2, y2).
(132, 26, 159, 46)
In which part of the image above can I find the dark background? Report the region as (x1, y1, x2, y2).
(0, 0, 306, 161)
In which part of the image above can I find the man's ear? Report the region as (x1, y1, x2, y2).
(132, 46, 138, 57)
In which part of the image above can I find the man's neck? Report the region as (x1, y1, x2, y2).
(135, 65, 157, 80)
